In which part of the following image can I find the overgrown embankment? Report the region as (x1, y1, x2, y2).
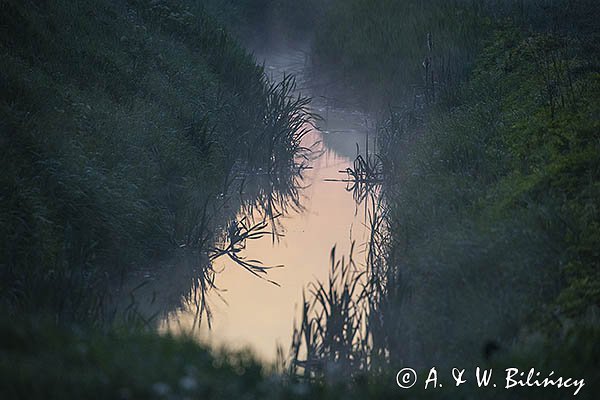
(0, 0, 308, 320)
(308, 0, 600, 369)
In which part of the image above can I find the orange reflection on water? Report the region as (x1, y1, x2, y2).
(162, 120, 372, 362)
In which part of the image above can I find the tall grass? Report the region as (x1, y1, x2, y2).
(290, 243, 369, 379)
(0, 0, 313, 324)
(294, 0, 600, 377)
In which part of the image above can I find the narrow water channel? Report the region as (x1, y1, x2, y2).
(161, 44, 375, 362)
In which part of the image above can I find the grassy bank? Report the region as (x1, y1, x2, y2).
(379, 24, 599, 366)
(0, 0, 310, 321)
(0, 0, 326, 397)
(301, 0, 600, 376)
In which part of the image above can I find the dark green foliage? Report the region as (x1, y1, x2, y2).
(374, 6, 600, 368)
(305, 0, 600, 376)
(0, 0, 310, 320)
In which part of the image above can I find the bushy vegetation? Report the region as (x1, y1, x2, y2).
(0, 0, 310, 321)
(378, 5, 599, 368)
(300, 0, 600, 378)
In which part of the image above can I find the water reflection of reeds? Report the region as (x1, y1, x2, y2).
(115, 75, 317, 331)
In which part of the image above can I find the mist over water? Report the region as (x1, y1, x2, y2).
(160, 45, 376, 361)
(4, 1, 599, 397)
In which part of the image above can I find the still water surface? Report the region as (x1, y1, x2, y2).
(161, 45, 373, 362)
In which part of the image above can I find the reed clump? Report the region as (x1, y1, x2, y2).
(0, 0, 312, 323)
